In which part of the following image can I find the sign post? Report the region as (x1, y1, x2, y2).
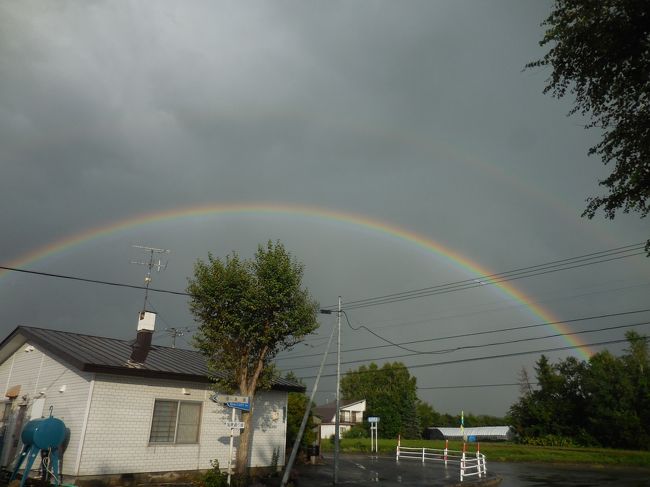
(368, 417, 379, 453)
(211, 394, 250, 485)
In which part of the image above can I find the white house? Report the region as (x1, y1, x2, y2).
(313, 399, 366, 440)
(0, 323, 303, 485)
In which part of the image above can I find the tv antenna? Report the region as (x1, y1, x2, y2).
(130, 245, 170, 312)
(165, 327, 191, 348)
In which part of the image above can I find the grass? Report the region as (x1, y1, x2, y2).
(319, 438, 650, 468)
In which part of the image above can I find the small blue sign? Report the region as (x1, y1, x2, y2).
(226, 401, 250, 412)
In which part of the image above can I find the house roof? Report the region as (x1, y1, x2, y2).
(313, 399, 366, 420)
(0, 326, 305, 392)
(428, 426, 513, 438)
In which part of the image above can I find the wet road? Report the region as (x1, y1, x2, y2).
(490, 461, 650, 487)
(294, 454, 650, 486)
(295, 454, 498, 486)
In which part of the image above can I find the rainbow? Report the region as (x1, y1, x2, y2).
(1, 202, 592, 359)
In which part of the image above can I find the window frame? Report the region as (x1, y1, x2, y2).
(148, 399, 202, 445)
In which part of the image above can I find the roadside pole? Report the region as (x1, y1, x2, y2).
(227, 407, 236, 485)
(368, 417, 379, 453)
(281, 318, 337, 487)
(209, 394, 250, 486)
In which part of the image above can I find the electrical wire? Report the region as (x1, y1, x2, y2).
(0, 265, 188, 296)
(321, 243, 646, 311)
(284, 319, 650, 373)
(275, 307, 650, 362)
(293, 336, 649, 380)
(2, 242, 645, 309)
(416, 382, 539, 390)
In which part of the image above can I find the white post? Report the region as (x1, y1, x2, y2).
(421, 447, 425, 463)
(227, 407, 236, 485)
(460, 451, 465, 482)
(444, 439, 448, 467)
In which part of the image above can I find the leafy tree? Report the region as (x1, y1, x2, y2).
(528, 0, 650, 247)
(284, 372, 316, 451)
(415, 400, 440, 437)
(340, 362, 420, 438)
(509, 333, 650, 449)
(509, 355, 589, 441)
(187, 241, 319, 473)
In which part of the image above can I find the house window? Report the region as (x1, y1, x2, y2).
(149, 400, 201, 444)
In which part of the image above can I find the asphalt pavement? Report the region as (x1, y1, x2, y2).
(293, 454, 501, 486)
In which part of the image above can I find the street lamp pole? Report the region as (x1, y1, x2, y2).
(334, 296, 341, 485)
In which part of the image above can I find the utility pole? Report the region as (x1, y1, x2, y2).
(334, 296, 341, 485)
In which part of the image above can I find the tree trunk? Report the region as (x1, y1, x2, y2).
(235, 396, 254, 475)
(234, 349, 267, 475)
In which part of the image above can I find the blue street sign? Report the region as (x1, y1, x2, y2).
(226, 401, 250, 412)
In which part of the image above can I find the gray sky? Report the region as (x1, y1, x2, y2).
(1, 1, 649, 417)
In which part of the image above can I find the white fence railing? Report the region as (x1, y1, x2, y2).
(395, 437, 487, 482)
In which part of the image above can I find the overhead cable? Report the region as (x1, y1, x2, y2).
(293, 336, 649, 380)
(276, 307, 650, 362)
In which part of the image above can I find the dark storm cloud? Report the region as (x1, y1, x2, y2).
(1, 1, 648, 415)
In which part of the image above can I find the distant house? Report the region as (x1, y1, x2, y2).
(0, 320, 303, 485)
(426, 426, 514, 441)
(313, 399, 366, 440)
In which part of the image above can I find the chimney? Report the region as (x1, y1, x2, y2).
(130, 311, 156, 363)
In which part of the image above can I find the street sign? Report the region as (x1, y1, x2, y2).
(210, 393, 250, 404)
(225, 421, 245, 429)
(368, 417, 380, 423)
(226, 401, 251, 412)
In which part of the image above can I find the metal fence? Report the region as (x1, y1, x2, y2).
(395, 438, 487, 482)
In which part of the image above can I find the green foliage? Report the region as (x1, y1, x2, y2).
(415, 400, 439, 437)
(197, 460, 228, 487)
(187, 241, 319, 472)
(188, 241, 319, 392)
(528, 0, 650, 239)
(509, 332, 650, 450)
(341, 362, 420, 439)
(343, 424, 368, 439)
(519, 435, 578, 448)
(285, 373, 316, 450)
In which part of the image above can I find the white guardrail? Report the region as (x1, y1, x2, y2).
(395, 437, 487, 482)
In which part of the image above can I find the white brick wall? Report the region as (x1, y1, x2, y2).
(0, 341, 291, 477)
(0, 340, 93, 474)
(78, 374, 289, 475)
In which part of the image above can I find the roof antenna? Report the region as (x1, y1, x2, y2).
(130, 245, 170, 313)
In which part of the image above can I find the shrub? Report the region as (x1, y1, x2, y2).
(197, 460, 228, 487)
(343, 424, 368, 439)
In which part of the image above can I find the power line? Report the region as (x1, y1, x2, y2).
(3, 242, 645, 322)
(0, 265, 190, 296)
(417, 382, 538, 390)
(293, 336, 648, 380)
(284, 319, 650, 372)
(338, 242, 645, 308)
(276, 307, 650, 362)
(309, 382, 539, 393)
(321, 243, 646, 311)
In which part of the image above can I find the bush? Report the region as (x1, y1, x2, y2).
(197, 460, 228, 487)
(343, 424, 368, 439)
(519, 435, 578, 448)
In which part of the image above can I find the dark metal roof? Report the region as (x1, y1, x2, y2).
(313, 399, 365, 420)
(0, 326, 305, 392)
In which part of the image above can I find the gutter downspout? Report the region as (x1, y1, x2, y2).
(74, 374, 96, 477)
